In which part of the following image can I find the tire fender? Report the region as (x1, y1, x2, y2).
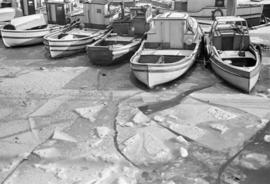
(212, 8, 224, 20)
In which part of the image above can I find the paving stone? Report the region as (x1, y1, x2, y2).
(180, 147, 188, 158)
(264, 135, 270, 142)
(33, 147, 61, 159)
(153, 115, 165, 122)
(209, 123, 229, 134)
(30, 95, 70, 117)
(132, 111, 150, 125)
(176, 136, 189, 145)
(95, 126, 111, 139)
(74, 104, 106, 122)
(52, 129, 77, 143)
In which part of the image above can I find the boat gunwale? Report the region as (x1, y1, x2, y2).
(130, 40, 199, 68)
(131, 56, 196, 73)
(44, 29, 105, 42)
(1, 25, 59, 33)
(210, 46, 261, 79)
(87, 38, 141, 52)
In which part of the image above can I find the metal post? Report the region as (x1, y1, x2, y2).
(227, 0, 237, 16)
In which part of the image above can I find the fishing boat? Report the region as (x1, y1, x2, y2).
(249, 22, 270, 47)
(43, 26, 107, 58)
(1, 14, 60, 47)
(43, 0, 120, 58)
(0, 7, 16, 36)
(172, 0, 263, 27)
(86, 4, 152, 65)
(0, 7, 16, 22)
(130, 12, 203, 88)
(239, 0, 270, 21)
(205, 16, 261, 92)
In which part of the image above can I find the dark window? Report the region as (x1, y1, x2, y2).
(215, 0, 224, 7)
(97, 9, 101, 13)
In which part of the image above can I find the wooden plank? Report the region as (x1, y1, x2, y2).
(220, 51, 255, 59)
(105, 36, 135, 42)
(141, 49, 192, 56)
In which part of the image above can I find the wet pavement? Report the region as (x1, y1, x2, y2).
(0, 40, 269, 184)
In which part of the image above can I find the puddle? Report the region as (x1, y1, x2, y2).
(139, 83, 215, 115)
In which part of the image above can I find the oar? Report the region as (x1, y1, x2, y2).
(58, 18, 80, 39)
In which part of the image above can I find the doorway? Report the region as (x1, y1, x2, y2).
(215, 0, 225, 7)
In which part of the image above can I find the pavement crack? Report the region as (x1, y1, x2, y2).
(111, 92, 143, 168)
(157, 122, 195, 143)
(112, 115, 139, 168)
(1, 138, 49, 184)
(96, 69, 101, 90)
(190, 96, 256, 117)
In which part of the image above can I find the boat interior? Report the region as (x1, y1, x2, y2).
(28, 25, 48, 30)
(112, 5, 151, 36)
(97, 34, 138, 47)
(138, 49, 192, 64)
(212, 24, 257, 67)
(56, 28, 101, 40)
(3, 24, 47, 30)
(219, 50, 257, 67)
(138, 55, 185, 64)
(144, 41, 197, 50)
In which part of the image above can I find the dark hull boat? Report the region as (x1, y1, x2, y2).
(206, 16, 261, 92)
(86, 30, 142, 65)
(86, 4, 152, 65)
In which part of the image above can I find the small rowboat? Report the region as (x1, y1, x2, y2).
(0, 8, 16, 22)
(44, 0, 121, 58)
(130, 12, 203, 88)
(86, 4, 152, 65)
(86, 31, 142, 65)
(43, 28, 108, 58)
(1, 14, 60, 47)
(1, 25, 60, 47)
(206, 16, 261, 92)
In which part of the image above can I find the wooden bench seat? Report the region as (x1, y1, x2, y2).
(141, 49, 193, 56)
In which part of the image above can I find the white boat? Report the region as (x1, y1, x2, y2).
(0, 8, 16, 22)
(173, 0, 263, 27)
(130, 12, 203, 88)
(43, 28, 107, 58)
(238, 0, 270, 21)
(1, 25, 60, 47)
(44, 0, 121, 58)
(205, 16, 261, 92)
(249, 22, 270, 46)
(10, 14, 47, 30)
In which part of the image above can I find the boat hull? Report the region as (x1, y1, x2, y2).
(44, 29, 106, 58)
(188, 5, 262, 26)
(86, 39, 141, 65)
(210, 52, 261, 92)
(0, 8, 16, 22)
(131, 54, 196, 88)
(131, 57, 195, 88)
(1, 26, 59, 47)
(130, 40, 199, 88)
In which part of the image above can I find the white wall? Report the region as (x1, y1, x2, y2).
(147, 19, 185, 48)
